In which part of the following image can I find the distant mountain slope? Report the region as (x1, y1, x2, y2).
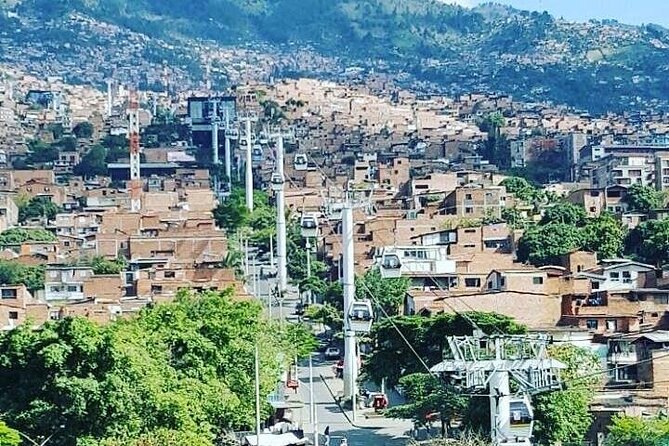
(8, 0, 669, 113)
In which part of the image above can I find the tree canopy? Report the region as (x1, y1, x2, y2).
(518, 208, 626, 266)
(74, 145, 108, 178)
(17, 196, 61, 223)
(532, 344, 601, 445)
(624, 183, 665, 213)
(364, 312, 526, 386)
(626, 219, 669, 266)
(355, 267, 410, 317)
(0, 289, 315, 446)
(0, 260, 45, 292)
(606, 414, 669, 446)
(0, 227, 57, 245)
(73, 121, 94, 139)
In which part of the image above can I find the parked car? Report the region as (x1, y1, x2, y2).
(324, 347, 341, 360)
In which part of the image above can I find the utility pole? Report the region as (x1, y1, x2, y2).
(274, 134, 288, 295)
(342, 197, 357, 422)
(211, 100, 219, 166)
(305, 238, 312, 305)
(128, 89, 142, 213)
(309, 354, 319, 446)
(255, 345, 262, 446)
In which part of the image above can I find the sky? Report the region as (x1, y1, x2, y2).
(444, 0, 669, 27)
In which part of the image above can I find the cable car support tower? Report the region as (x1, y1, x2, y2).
(430, 333, 565, 446)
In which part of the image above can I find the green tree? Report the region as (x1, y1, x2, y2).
(364, 312, 525, 386)
(90, 256, 127, 275)
(500, 177, 537, 203)
(516, 223, 583, 266)
(624, 183, 665, 213)
(385, 373, 467, 436)
(0, 289, 315, 446)
(26, 140, 59, 164)
(213, 187, 250, 234)
(73, 121, 94, 139)
(533, 344, 601, 445)
(0, 261, 45, 292)
(74, 145, 108, 178)
(355, 267, 409, 317)
(606, 414, 669, 446)
(540, 201, 587, 226)
(626, 219, 669, 266)
(17, 197, 61, 223)
(0, 227, 57, 245)
(0, 421, 20, 446)
(501, 207, 527, 229)
(304, 303, 342, 331)
(582, 213, 626, 259)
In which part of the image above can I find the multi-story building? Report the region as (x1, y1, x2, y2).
(441, 184, 510, 219)
(589, 143, 669, 191)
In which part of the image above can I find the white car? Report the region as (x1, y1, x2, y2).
(324, 347, 341, 360)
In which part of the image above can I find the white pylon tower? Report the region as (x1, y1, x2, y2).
(223, 110, 233, 193)
(128, 90, 142, 213)
(271, 133, 288, 294)
(241, 116, 257, 212)
(430, 334, 566, 446)
(341, 195, 358, 421)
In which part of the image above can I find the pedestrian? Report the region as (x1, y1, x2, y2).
(324, 426, 330, 446)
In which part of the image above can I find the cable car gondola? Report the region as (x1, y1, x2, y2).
(506, 395, 534, 441)
(300, 213, 319, 238)
(379, 253, 402, 279)
(252, 144, 263, 167)
(294, 153, 308, 171)
(348, 300, 373, 333)
(270, 173, 283, 191)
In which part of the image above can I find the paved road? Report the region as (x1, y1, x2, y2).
(244, 251, 412, 446)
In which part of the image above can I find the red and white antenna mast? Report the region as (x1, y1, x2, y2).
(128, 89, 142, 212)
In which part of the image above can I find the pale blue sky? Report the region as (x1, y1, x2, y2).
(449, 0, 669, 27)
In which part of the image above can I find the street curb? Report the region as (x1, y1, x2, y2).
(318, 373, 381, 430)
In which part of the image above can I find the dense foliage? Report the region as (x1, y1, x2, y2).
(90, 256, 127, 275)
(626, 219, 669, 266)
(364, 312, 526, 386)
(532, 344, 602, 445)
(517, 203, 626, 265)
(624, 183, 665, 213)
(0, 227, 57, 245)
(0, 289, 315, 446)
(606, 414, 669, 446)
(17, 196, 61, 224)
(0, 260, 45, 292)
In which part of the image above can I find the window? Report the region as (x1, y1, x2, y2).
(464, 229, 476, 234)
(465, 194, 473, 200)
(606, 319, 618, 332)
(1, 288, 17, 299)
(622, 271, 632, 283)
(500, 277, 506, 287)
(151, 285, 163, 295)
(164, 271, 176, 278)
(577, 265, 583, 272)
(67, 285, 79, 293)
(592, 282, 600, 290)
(465, 207, 473, 214)
(8, 311, 18, 320)
(465, 278, 481, 288)
(533, 277, 544, 285)
(586, 319, 598, 330)
(464, 244, 477, 248)
(49, 311, 60, 321)
(610, 272, 620, 281)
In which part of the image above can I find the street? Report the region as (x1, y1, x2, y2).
(246, 251, 412, 445)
